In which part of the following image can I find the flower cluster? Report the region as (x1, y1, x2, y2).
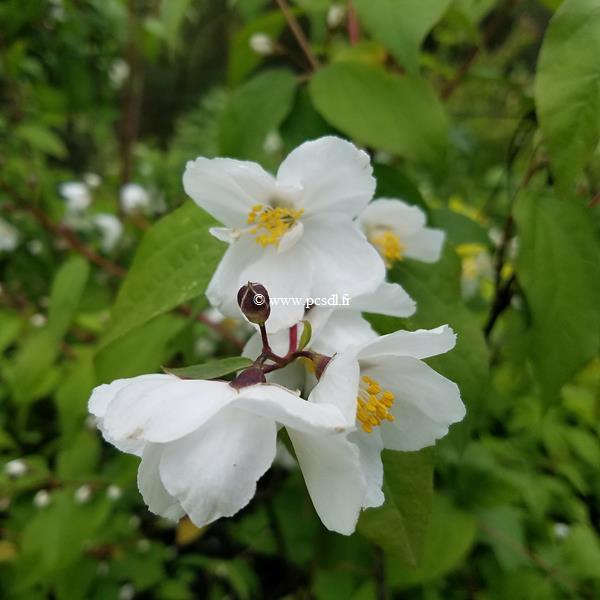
(89, 136, 464, 535)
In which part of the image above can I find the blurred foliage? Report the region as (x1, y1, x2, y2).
(1, 0, 599, 598)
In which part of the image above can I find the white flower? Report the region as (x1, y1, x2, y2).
(5, 459, 27, 478)
(92, 213, 123, 252)
(110, 59, 130, 88)
(263, 130, 283, 155)
(27, 239, 44, 255)
(304, 325, 465, 514)
(183, 136, 385, 332)
(554, 522, 570, 539)
(326, 3, 346, 28)
(88, 373, 352, 530)
(84, 172, 102, 188)
(0, 218, 19, 252)
(107, 484, 122, 500)
(74, 484, 92, 504)
(33, 489, 52, 508)
(30, 313, 47, 327)
(119, 583, 135, 600)
(59, 182, 91, 214)
(120, 183, 150, 215)
(249, 33, 274, 55)
(358, 199, 445, 267)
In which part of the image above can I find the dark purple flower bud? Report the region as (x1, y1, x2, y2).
(230, 366, 267, 390)
(237, 282, 270, 324)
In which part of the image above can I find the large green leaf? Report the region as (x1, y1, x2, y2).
(353, 0, 450, 73)
(358, 449, 434, 566)
(386, 495, 477, 588)
(219, 69, 297, 163)
(514, 194, 600, 400)
(535, 0, 600, 194)
(309, 62, 448, 167)
(101, 203, 223, 347)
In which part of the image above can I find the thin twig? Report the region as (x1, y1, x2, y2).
(347, 0, 361, 45)
(274, 0, 320, 71)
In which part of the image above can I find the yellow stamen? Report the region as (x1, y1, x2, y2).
(370, 230, 405, 268)
(247, 203, 304, 248)
(357, 375, 395, 433)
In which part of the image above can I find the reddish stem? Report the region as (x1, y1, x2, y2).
(347, 1, 361, 45)
(288, 324, 298, 354)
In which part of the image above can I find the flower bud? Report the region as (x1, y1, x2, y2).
(249, 33, 274, 56)
(237, 282, 270, 324)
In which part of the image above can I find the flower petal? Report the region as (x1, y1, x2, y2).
(308, 350, 360, 425)
(309, 309, 377, 356)
(159, 407, 277, 527)
(138, 443, 185, 521)
(404, 228, 445, 263)
(350, 281, 416, 318)
(234, 384, 350, 434)
(288, 429, 366, 535)
(364, 356, 465, 451)
(277, 136, 375, 216)
(103, 377, 233, 444)
(302, 214, 385, 301)
(357, 325, 456, 361)
(358, 199, 426, 237)
(349, 430, 385, 509)
(183, 157, 276, 228)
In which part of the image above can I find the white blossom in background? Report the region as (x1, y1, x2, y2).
(93, 213, 123, 252)
(263, 130, 283, 155)
(84, 172, 102, 188)
(33, 489, 52, 508)
(88, 373, 353, 530)
(59, 181, 92, 214)
(295, 326, 464, 527)
(74, 484, 92, 504)
(120, 183, 150, 215)
(249, 33, 274, 56)
(110, 59, 130, 88)
(0, 218, 19, 252)
(5, 459, 27, 478)
(118, 583, 135, 600)
(358, 199, 445, 268)
(183, 136, 386, 332)
(554, 522, 571, 539)
(107, 484, 123, 501)
(30, 313, 47, 327)
(326, 3, 346, 28)
(27, 239, 44, 256)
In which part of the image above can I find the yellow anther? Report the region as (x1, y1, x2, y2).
(356, 375, 395, 433)
(370, 230, 406, 268)
(246, 203, 304, 248)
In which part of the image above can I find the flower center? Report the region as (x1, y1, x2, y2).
(356, 375, 395, 433)
(247, 203, 304, 248)
(370, 230, 405, 268)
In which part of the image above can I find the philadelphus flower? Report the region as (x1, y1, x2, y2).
(326, 3, 346, 28)
(120, 183, 150, 215)
(92, 213, 123, 252)
(183, 136, 385, 332)
(88, 374, 352, 528)
(305, 326, 465, 515)
(0, 218, 19, 252)
(249, 33, 274, 56)
(358, 199, 445, 268)
(59, 181, 92, 214)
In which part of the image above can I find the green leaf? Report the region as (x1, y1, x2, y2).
(373, 164, 428, 212)
(358, 449, 434, 566)
(47, 256, 90, 339)
(219, 69, 297, 163)
(298, 320, 312, 350)
(353, 0, 451, 73)
(535, 0, 600, 194)
(96, 314, 187, 382)
(430, 208, 491, 247)
(386, 495, 477, 588)
(101, 203, 223, 347)
(163, 356, 253, 380)
(514, 194, 600, 399)
(0, 311, 21, 353)
(310, 62, 448, 167)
